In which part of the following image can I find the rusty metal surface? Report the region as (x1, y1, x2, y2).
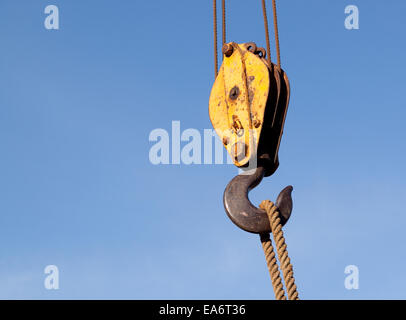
(209, 41, 292, 234)
(209, 41, 290, 176)
(223, 166, 293, 234)
(209, 42, 270, 167)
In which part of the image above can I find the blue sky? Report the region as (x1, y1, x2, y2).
(0, 0, 406, 299)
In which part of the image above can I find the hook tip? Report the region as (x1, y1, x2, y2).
(275, 185, 293, 225)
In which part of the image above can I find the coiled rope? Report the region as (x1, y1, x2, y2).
(259, 200, 299, 300)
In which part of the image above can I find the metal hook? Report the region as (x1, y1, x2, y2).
(223, 165, 293, 234)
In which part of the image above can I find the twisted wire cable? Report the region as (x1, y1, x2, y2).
(261, 0, 272, 65)
(213, 0, 218, 77)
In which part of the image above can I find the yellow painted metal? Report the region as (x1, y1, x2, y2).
(209, 42, 270, 166)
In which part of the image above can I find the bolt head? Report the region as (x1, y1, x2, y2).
(229, 86, 240, 100)
(222, 44, 234, 57)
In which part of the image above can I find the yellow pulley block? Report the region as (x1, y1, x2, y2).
(209, 42, 290, 176)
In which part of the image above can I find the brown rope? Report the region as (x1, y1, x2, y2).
(261, 0, 272, 66)
(260, 200, 299, 300)
(213, 0, 218, 77)
(260, 233, 286, 300)
(271, 0, 281, 67)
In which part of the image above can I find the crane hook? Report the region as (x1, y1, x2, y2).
(223, 165, 293, 234)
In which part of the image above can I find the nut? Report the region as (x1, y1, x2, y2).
(222, 43, 234, 57)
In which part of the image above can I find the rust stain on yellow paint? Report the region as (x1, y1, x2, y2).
(209, 43, 270, 166)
